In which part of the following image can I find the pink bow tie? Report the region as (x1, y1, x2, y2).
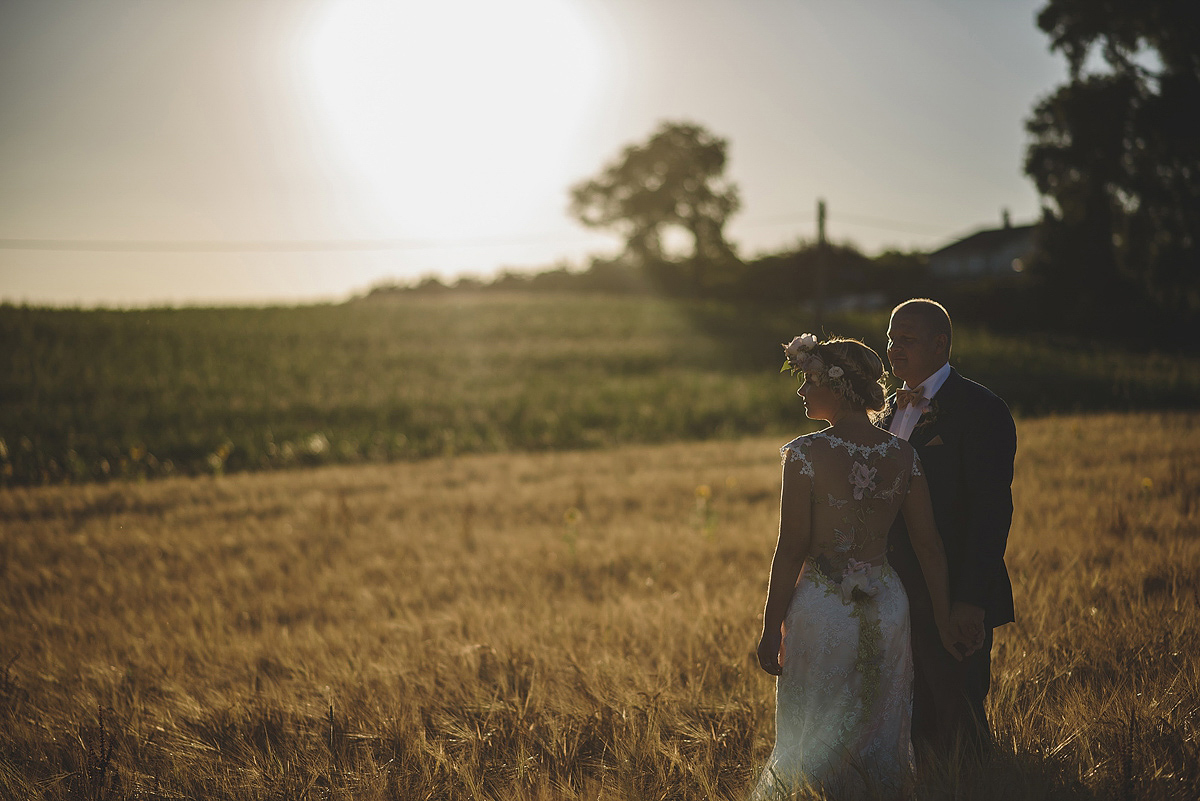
(896, 386, 925, 408)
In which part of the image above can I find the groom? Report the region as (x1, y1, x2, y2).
(882, 298, 1016, 757)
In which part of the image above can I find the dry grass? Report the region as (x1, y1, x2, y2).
(1, 412, 1197, 799)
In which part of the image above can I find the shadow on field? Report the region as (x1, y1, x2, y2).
(912, 743, 1095, 801)
(673, 300, 1200, 416)
(672, 302, 889, 374)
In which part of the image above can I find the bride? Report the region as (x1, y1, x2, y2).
(754, 335, 960, 799)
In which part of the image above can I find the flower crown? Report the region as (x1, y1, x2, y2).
(781, 333, 866, 407)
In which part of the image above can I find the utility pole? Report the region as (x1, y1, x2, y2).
(815, 199, 827, 332)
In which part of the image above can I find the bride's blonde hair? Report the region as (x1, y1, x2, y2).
(813, 337, 888, 414)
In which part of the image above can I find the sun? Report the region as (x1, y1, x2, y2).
(304, 0, 608, 241)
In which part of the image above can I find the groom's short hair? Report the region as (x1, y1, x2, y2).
(891, 298, 952, 355)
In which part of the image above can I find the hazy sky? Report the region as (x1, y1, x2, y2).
(0, 0, 1067, 306)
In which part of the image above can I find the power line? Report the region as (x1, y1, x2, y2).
(737, 210, 947, 237)
(833, 211, 948, 236)
(0, 232, 614, 253)
(0, 209, 948, 254)
(0, 238, 417, 253)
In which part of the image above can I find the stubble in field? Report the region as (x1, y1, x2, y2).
(1, 413, 1198, 799)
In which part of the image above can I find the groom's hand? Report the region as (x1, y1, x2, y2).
(950, 602, 986, 656)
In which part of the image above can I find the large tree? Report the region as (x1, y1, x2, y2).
(1024, 0, 1200, 332)
(570, 121, 741, 288)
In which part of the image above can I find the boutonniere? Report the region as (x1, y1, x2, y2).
(912, 396, 939, 433)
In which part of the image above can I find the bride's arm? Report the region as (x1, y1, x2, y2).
(902, 469, 962, 661)
(757, 459, 812, 675)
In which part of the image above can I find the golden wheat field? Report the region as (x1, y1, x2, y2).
(1, 412, 1198, 800)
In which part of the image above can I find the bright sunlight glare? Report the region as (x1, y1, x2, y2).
(304, 0, 608, 241)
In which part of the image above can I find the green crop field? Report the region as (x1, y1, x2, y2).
(3, 293, 1198, 486)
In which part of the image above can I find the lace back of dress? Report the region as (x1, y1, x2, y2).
(782, 430, 921, 577)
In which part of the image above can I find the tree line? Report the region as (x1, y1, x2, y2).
(373, 0, 1198, 346)
(1023, 0, 1199, 343)
(370, 121, 931, 314)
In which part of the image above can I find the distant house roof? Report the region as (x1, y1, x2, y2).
(930, 224, 1035, 260)
(929, 221, 1035, 278)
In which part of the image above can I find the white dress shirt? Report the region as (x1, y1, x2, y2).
(889, 361, 952, 441)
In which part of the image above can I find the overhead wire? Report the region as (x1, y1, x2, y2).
(0, 209, 949, 253)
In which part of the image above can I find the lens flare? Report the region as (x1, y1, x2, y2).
(304, 0, 608, 240)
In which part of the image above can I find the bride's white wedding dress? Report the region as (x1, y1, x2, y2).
(755, 430, 923, 800)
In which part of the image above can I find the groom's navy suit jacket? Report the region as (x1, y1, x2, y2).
(885, 368, 1017, 629)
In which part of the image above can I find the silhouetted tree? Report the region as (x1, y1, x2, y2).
(570, 121, 741, 292)
(1025, 0, 1200, 334)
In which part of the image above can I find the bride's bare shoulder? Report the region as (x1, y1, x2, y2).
(781, 429, 828, 450)
(780, 428, 838, 452)
(780, 430, 831, 471)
